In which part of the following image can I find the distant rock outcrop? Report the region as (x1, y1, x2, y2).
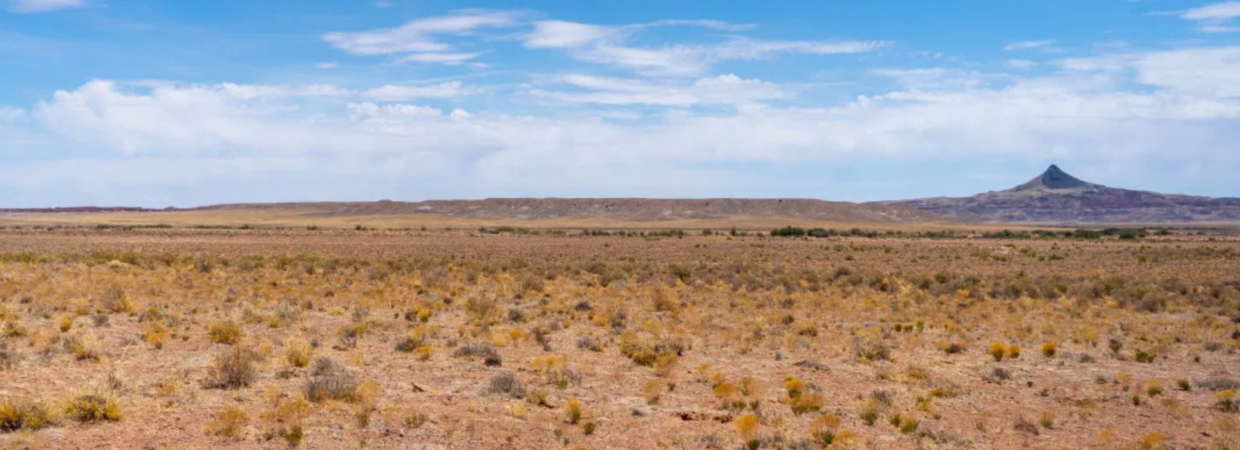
(881, 165, 1240, 223)
(1011, 164, 1097, 192)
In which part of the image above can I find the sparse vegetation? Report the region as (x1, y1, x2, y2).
(0, 227, 1236, 448)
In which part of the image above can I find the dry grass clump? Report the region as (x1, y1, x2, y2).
(0, 398, 56, 432)
(63, 390, 122, 423)
(63, 334, 102, 361)
(208, 320, 244, 345)
(97, 285, 136, 314)
(1218, 389, 1238, 413)
(305, 357, 360, 403)
(285, 340, 312, 368)
(206, 346, 258, 389)
(1, 321, 28, 339)
(207, 407, 249, 439)
(0, 347, 15, 371)
(563, 399, 584, 424)
(852, 337, 891, 362)
(618, 333, 686, 367)
(453, 343, 501, 366)
(487, 372, 526, 399)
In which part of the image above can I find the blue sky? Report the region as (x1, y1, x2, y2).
(2, 0, 1240, 207)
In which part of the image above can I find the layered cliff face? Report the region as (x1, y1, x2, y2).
(882, 165, 1240, 223)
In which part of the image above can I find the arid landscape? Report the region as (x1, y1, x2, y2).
(0, 223, 1237, 450)
(6, 0, 1240, 447)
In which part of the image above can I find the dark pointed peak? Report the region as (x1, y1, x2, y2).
(1011, 165, 1098, 192)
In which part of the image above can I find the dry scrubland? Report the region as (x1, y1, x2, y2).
(0, 228, 1238, 450)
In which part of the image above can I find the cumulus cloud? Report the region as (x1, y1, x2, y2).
(7, 42, 1240, 203)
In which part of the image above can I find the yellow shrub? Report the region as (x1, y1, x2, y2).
(209, 321, 243, 345)
(1007, 344, 1021, 359)
(414, 346, 433, 361)
(286, 340, 312, 368)
(785, 378, 804, 398)
(64, 391, 121, 423)
(207, 407, 248, 439)
(564, 399, 583, 424)
(1041, 342, 1057, 358)
(735, 413, 760, 440)
(989, 342, 1006, 361)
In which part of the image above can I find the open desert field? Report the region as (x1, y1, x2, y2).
(0, 226, 1237, 450)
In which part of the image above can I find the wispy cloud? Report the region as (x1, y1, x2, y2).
(326, 12, 880, 74)
(1180, 1, 1240, 32)
(395, 52, 483, 65)
(1006, 59, 1036, 69)
(323, 10, 520, 56)
(7, 0, 83, 13)
(644, 19, 756, 31)
(530, 74, 790, 106)
(1003, 39, 1058, 51)
(522, 19, 884, 76)
(523, 20, 616, 48)
(873, 68, 993, 90)
(362, 81, 481, 101)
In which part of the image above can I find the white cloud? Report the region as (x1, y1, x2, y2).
(7, 0, 82, 13)
(374, 1, 394, 8)
(323, 10, 519, 55)
(326, 13, 880, 76)
(874, 68, 993, 90)
(316, 62, 338, 69)
(1006, 59, 1036, 70)
(1003, 40, 1057, 51)
(0, 106, 26, 121)
(711, 38, 886, 58)
(396, 52, 482, 65)
(1063, 46, 1240, 97)
(1201, 25, 1240, 32)
(1183, 1, 1240, 20)
(532, 73, 790, 106)
(522, 20, 885, 76)
(14, 42, 1240, 201)
(645, 19, 756, 31)
(524, 20, 616, 48)
(1180, 2, 1240, 32)
(362, 81, 481, 101)
(348, 102, 443, 120)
